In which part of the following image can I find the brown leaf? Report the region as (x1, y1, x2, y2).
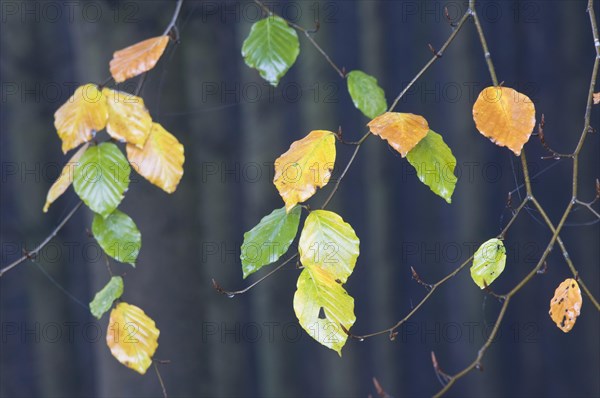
(367, 112, 429, 157)
(593, 92, 600, 105)
(110, 36, 169, 83)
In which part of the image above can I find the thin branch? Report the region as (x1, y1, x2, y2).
(348, 199, 528, 340)
(153, 361, 169, 398)
(212, 254, 298, 297)
(0, 202, 83, 277)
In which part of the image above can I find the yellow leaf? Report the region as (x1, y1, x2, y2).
(294, 265, 355, 355)
(593, 92, 600, 105)
(367, 112, 429, 157)
(106, 302, 159, 374)
(103, 88, 152, 147)
(549, 278, 582, 333)
(273, 130, 336, 211)
(110, 36, 170, 83)
(43, 143, 89, 213)
(54, 84, 108, 153)
(126, 123, 184, 193)
(472, 86, 536, 156)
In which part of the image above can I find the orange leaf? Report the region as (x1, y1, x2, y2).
(367, 112, 429, 157)
(549, 278, 582, 333)
(110, 36, 169, 83)
(593, 92, 600, 105)
(126, 123, 184, 193)
(103, 88, 152, 147)
(472, 86, 536, 155)
(54, 84, 108, 153)
(106, 302, 160, 374)
(43, 143, 90, 213)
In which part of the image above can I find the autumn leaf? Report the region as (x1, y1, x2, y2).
(367, 112, 429, 157)
(241, 206, 301, 278)
(54, 84, 107, 153)
(593, 92, 600, 105)
(472, 86, 536, 155)
(549, 278, 582, 333)
(242, 15, 300, 86)
(43, 143, 89, 213)
(103, 88, 152, 148)
(470, 239, 506, 289)
(293, 265, 355, 355)
(107, 302, 159, 374)
(73, 143, 130, 218)
(90, 276, 124, 319)
(298, 210, 360, 284)
(110, 36, 170, 83)
(273, 130, 336, 211)
(126, 122, 184, 193)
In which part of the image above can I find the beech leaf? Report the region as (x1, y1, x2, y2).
(549, 278, 582, 333)
(347, 70, 388, 119)
(273, 130, 336, 211)
(90, 276, 124, 319)
(110, 36, 169, 83)
(92, 209, 141, 266)
(43, 143, 89, 212)
(472, 86, 536, 155)
(106, 302, 159, 374)
(103, 88, 153, 148)
(54, 84, 107, 153)
(470, 238, 506, 289)
(367, 112, 429, 157)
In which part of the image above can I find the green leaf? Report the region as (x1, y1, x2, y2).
(406, 130, 457, 203)
(92, 209, 141, 266)
(241, 206, 301, 279)
(293, 266, 355, 355)
(470, 238, 506, 289)
(241, 15, 300, 86)
(346, 70, 388, 119)
(298, 210, 360, 284)
(89, 276, 124, 319)
(73, 143, 130, 218)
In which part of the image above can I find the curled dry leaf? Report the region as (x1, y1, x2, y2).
(103, 88, 153, 148)
(367, 112, 429, 157)
(593, 92, 600, 105)
(126, 122, 185, 193)
(472, 86, 536, 155)
(54, 84, 107, 153)
(110, 36, 169, 83)
(43, 143, 89, 212)
(273, 130, 336, 211)
(106, 302, 160, 374)
(549, 278, 583, 333)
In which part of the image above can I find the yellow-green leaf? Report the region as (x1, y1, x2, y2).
(298, 210, 359, 284)
(103, 88, 152, 148)
(293, 265, 355, 355)
(43, 143, 89, 212)
(367, 112, 429, 157)
(106, 302, 159, 375)
(110, 36, 169, 83)
(549, 278, 582, 333)
(89, 276, 124, 319)
(126, 122, 184, 193)
(54, 84, 108, 153)
(273, 130, 336, 211)
(470, 239, 506, 289)
(406, 130, 457, 203)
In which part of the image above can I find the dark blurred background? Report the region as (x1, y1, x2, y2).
(1, 0, 599, 397)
